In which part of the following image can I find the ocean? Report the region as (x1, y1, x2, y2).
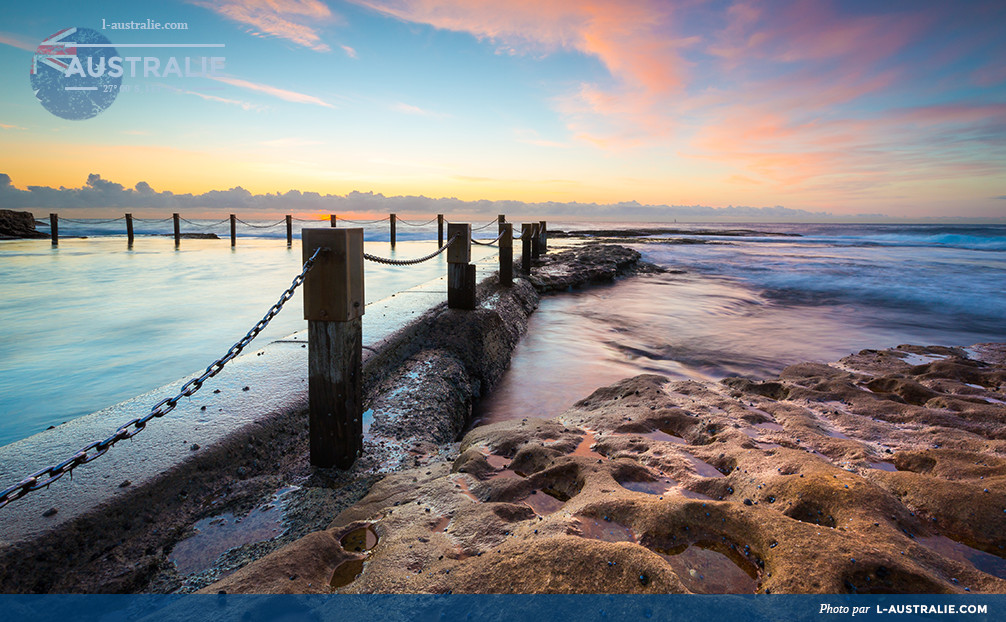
(472, 222, 1006, 426)
(1, 220, 1004, 447)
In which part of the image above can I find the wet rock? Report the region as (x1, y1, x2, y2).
(0, 209, 48, 239)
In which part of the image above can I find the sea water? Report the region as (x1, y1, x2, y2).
(0, 218, 500, 447)
(473, 222, 1006, 426)
(2, 220, 1004, 446)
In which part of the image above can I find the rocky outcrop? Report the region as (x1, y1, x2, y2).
(207, 343, 1006, 594)
(0, 209, 48, 239)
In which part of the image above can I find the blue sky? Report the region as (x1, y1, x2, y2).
(1, 0, 1004, 220)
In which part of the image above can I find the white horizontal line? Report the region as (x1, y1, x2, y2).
(64, 86, 98, 91)
(72, 43, 225, 48)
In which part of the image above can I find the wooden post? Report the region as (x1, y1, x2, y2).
(521, 223, 533, 273)
(286, 214, 293, 246)
(125, 213, 134, 247)
(538, 220, 548, 253)
(172, 213, 180, 246)
(437, 214, 444, 247)
(530, 222, 541, 259)
(229, 214, 236, 247)
(498, 214, 505, 232)
(302, 228, 365, 469)
(390, 213, 396, 248)
(447, 222, 475, 309)
(49, 213, 58, 246)
(330, 214, 337, 227)
(499, 222, 513, 286)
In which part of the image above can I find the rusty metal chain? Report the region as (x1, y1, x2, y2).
(0, 246, 326, 510)
(471, 219, 499, 231)
(396, 217, 438, 227)
(471, 229, 506, 246)
(364, 234, 458, 266)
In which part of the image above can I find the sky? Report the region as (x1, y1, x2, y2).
(0, 0, 1004, 221)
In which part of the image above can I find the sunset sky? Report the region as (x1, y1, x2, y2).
(0, 0, 1004, 220)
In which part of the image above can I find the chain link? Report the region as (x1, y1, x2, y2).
(396, 217, 438, 227)
(471, 229, 506, 246)
(235, 218, 286, 229)
(471, 219, 499, 231)
(0, 247, 326, 510)
(180, 217, 230, 228)
(364, 234, 458, 266)
(339, 216, 390, 224)
(59, 217, 127, 225)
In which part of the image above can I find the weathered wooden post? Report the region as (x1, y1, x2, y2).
(330, 214, 337, 227)
(49, 213, 58, 246)
(498, 214, 505, 231)
(229, 214, 236, 247)
(302, 228, 365, 469)
(390, 213, 396, 248)
(172, 213, 180, 246)
(437, 214, 444, 247)
(530, 222, 541, 259)
(499, 222, 513, 286)
(286, 214, 293, 246)
(538, 220, 547, 253)
(521, 223, 533, 273)
(447, 222, 475, 310)
(125, 213, 134, 247)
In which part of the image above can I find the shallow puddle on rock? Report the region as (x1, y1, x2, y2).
(169, 486, 296, 576)
(432, 516, 450, 532)
(682, 452, 725, 478)
(341, 526, 378, 553)
(656, 542, 758, 593)
(900, 353, 948, 366)
(678, 488, 715, 501)
(868, 461, 897, 472)
(917, 536, 1006, 580)
(618, 477, 677, 496)
(754, 441, 782, 450)
(754, 422, 784, 432)
(451, 475, 480, 502)
(488, 468, 524, 481)
(485, 454, 510, 469)
(640, 428, 687, 444)
(329, 558, 365, 589)
(577, 517, 636, 543)
(523, 488, 568, 515)
(573, 429, 605, 460)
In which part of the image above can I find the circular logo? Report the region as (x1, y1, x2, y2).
(30, 27, 121, 120)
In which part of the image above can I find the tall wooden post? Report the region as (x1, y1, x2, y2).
(49, 213, 58, 246)
(390, 213, 396, 248)
(302, 228, 365, 469)
(499, 222, 513, 286)
(229, 214, 236, 247)
(437, 214, 444, 247)
(125, 213, 134, 247)
(286, 214, 293, 246)
(498, 214, 505, 232)
(538, 220, 547, 253)
(172, 213, 180, 246)
(530, 222, 541, 259)
(330, 214, 337, 227)
(447, 223, 475, 310)
(521, 223, 533, 274)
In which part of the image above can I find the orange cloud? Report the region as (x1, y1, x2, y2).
(189, 0, 336, 51)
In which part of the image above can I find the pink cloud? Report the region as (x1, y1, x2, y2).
(0, 31, 39, 52)
(189, 0, 336, 52)
(209, 76, 334, 107)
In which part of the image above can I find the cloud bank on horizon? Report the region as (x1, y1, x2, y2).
(0, 172, 963, 223)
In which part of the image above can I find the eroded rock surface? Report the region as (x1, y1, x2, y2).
(207, 344, 1006, 594)
(0, 209, 47, 239)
